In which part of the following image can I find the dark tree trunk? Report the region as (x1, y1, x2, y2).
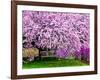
(81, 52, 84, 60)
(39, 50, 41, 60)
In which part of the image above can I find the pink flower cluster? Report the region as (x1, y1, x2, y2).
(22, 10, 90, 59)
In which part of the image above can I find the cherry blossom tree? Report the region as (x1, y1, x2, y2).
(22, 10, 90, 60)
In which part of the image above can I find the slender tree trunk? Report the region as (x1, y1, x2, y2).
(39, 49, 41, 60)
(81, 52, 84, 60)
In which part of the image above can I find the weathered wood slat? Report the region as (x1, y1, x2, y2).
(41, 55, 56, 58)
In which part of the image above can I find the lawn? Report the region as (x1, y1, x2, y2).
(23, 57, 88, 69)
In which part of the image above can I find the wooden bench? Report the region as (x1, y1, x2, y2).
(40, 50, 56, 58)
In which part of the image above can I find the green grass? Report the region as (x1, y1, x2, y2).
(23, 57, 88, 69)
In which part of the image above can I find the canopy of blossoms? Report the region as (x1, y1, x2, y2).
(22, 10, 90, 59)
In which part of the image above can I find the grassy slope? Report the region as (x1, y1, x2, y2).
(23, 58, 88, 69)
